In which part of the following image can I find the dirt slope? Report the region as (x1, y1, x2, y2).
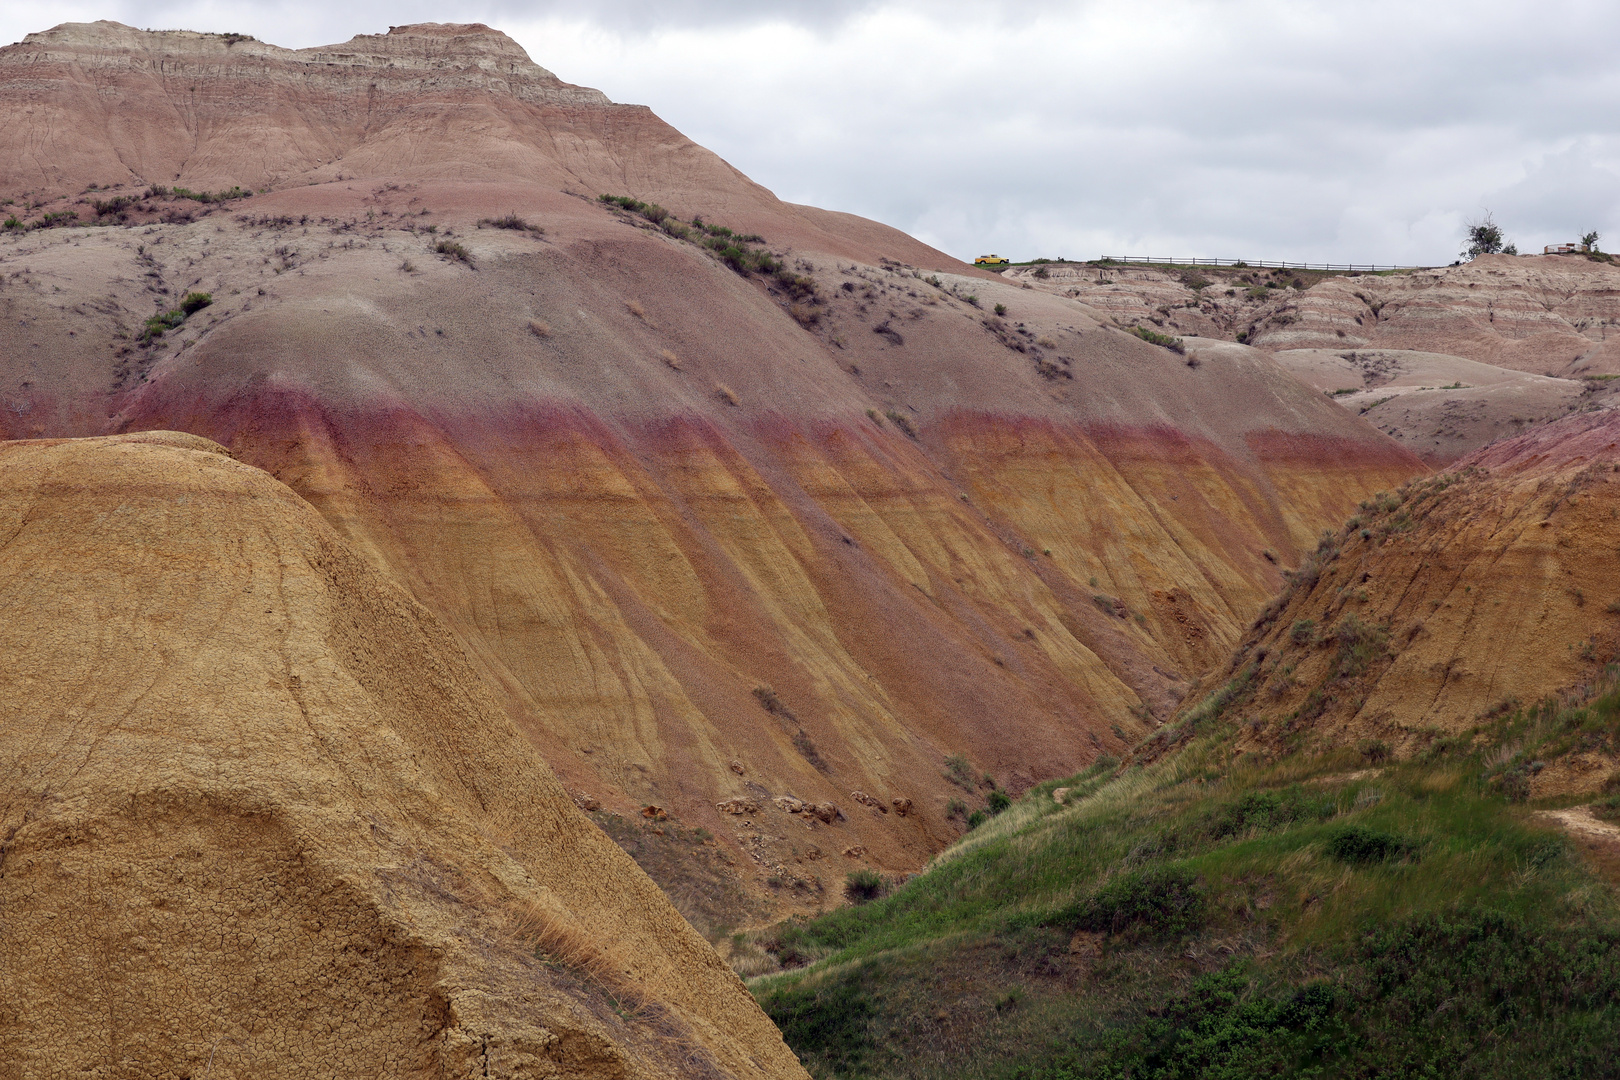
(0, 23, 1423, 917)
(1175, 410, 1620, 796)
(0, 431, 805, 1079)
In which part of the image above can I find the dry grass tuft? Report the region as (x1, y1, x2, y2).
(528, 319, 551, 338)
(716, 384, 739, 407)
(504, 897, 646, 1012)
(661, 349, 681, 371)
(626, 300, 647, 320)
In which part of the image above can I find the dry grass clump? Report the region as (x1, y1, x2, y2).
(480, 213, 544, 234)
(528, 319, 551, 338)
(716, 384, 739, 406)
(504, 897, 644, 1011)
(626, 300, 647, 320)
(661, 349, 681, 371)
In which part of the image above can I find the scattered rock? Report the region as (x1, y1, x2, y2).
(715, 798, 759, 815)
(841, 845, 868, 859)
(573, 792, 601, 811)
(640, 805, 668, 821)
(1052, 787, 1069, 805)
(773, 795, 806, 814)
(891, 797, 912, 816)
(811, 802, 842, 823)
(850, 790, 888, 812)
(729, 759, 746, 775)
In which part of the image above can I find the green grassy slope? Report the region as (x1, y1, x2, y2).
(749, 696, 1620, 1078)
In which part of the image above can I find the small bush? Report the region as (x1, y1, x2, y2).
(944, 755, 975, 789)
(1330, 614, 1389, 678)
(987, 789, 1012, 814)
(1065, 865, 1207, 939)
(481, 213, 543, 233)
(1326, 825, 1413, 865)
(1289, 618, 1316, 646)
(1130, 325, 1186, 353)
(140, 309, 187, 342)
(179, 291, 212, 316)
(967, 810, 988, 829)
(845, 869, 888, 904)
(433, 239, 473, 266)
(993, 302, 1007, 316)
(884, 410, 917, 439)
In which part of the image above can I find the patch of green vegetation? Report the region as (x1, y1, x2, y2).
(598, 194, 818, 302)
(480, 213, 544, 234)
(432, 239, 473, 266)
(146, 184, 251, 204)
(751, 693, 1620, 1079)
(1327, 387, 1359, 396)
(1129, 325, 1186, 354)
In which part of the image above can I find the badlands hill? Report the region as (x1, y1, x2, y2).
(1009, 257, 1620, 465)
(0, 22, 1421, 926)
(1177, 408, 1620, 797)
(0, 432, 804, 1078)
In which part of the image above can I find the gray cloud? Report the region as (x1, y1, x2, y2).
(5, 1, 1619, 264)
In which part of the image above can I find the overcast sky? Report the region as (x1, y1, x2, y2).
(7, 1, 1618, 266)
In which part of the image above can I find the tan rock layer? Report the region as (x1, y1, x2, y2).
(0, 432, 805, 1079)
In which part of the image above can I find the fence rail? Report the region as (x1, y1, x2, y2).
(1094, 255, 1426, 273)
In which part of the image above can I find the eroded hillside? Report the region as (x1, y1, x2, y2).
(0, 22, 1422, 926)
(0, 432, 805, 1079)
(1163, 410, 1620, 798)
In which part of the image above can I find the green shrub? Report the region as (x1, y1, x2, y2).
(1330, 613, 1388, 677)
(1130, 325, 1186, 353)
(845, 869, 888, 904)
(140, 309, 187, 342)
(179, 291, 212, 316)
(987, 789, 1012, 815)
(967, 810, 988, 829)
(1325, 824, 1413, 864)
(1060, 865, 1207, 939)
(993, 302, 1007, 316)
(1289, 618, 1316, 645)
(481, 213, 543, 233)
(433, 239, 473, 266)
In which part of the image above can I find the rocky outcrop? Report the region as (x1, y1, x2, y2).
(0, 432, 806, 1078)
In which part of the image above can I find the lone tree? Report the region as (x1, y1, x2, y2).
(1461, 211, 1517, 260)
(1582, 230, 1602, 253)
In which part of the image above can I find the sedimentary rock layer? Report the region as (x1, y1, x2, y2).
(0, 431, 805, 1079)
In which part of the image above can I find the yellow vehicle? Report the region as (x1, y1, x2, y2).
(974, 254, 1010, 267)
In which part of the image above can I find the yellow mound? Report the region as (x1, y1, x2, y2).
(0, 432, 804, 1078)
